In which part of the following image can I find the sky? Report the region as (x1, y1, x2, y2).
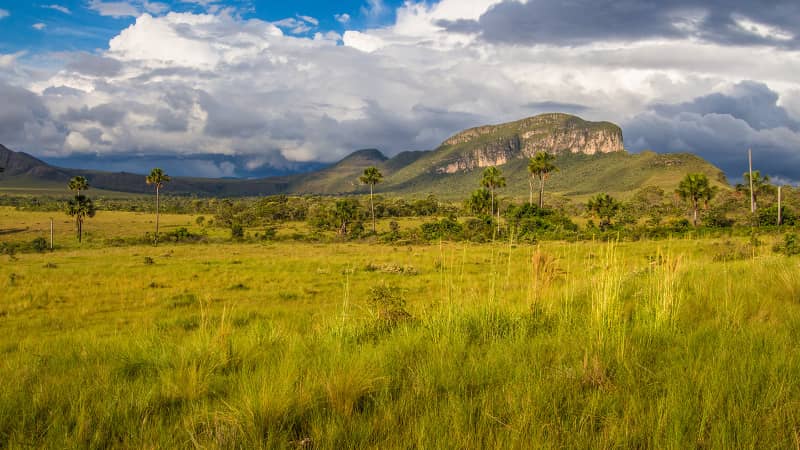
(1, 0, 799, 182)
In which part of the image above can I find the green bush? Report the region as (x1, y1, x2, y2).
(420, 216, 463, 241)
(773, 233, 800, 256)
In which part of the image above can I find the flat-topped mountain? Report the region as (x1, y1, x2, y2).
(0, 113, 725, 199)
(433, 113, 623, 174)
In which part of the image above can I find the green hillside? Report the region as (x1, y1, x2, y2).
(368, 150, 728, 201)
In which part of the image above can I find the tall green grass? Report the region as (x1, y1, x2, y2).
(2, 237, 800, 448)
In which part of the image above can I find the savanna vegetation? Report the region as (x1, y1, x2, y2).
(2, 163, 800, 448)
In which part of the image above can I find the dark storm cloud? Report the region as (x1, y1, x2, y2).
(153, 109, 189, 133)
(651, 81, 800, 131)
(65, 53, 123, 77)
(42, 152, 326, 178)
(626, 81, 800, 183)
(0, 81, 65, 150)
(441, 0, 800, 48)
(198, 91, 269, 139)
(62, 103, 127, 128)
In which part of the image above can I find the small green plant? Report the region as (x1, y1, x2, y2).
(31, 237, 48, 252)
(231, 223, 244, 240)
(367, 284, 412, 326)
(773, 233, 800, 256)
(143, 256, 155, 265)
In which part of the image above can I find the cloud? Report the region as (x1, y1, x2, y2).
(0, 81, 66, 151)
(273, 16, 318, 35)
(626, 82, 800, 182)
(526, 101, 590, 115)
(43, 4, 71, 14)
(33, 23, 47, 31)
(87, 0, 169, 18)
(1, 3, 798, 185)
(88, 1, 140, 18)
(62, 104, 128, 128)
(65, 53, 124, 77)
(361, 0, 388, 22)
(0, 9, 8, 19)
(442, 0, 800, 49)
(335, 13, 350, 24)
(0, 52, 26, 69)
(297, 15, 318, 26)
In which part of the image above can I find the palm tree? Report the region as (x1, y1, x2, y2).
(481, 166, 506, 215)
(481, 166, 506, 230)
(65, 195, 96, 243)
(68, 176, 89, 195)
(676, 173, 716, 227)
(587, 193, 620, 231)
(527, 151, 558, 208)
(146, 168, 171, 243)
(359, 166, 383, 233)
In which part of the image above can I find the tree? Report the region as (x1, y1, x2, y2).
(587, 193, 620, 231)
(65, 195, 96, 243)
(466, 188, 492, 216)
(334, 199, 359, 236)
(359, 166, 383, 233)
(737, 170, 771, 211)
(68, 176, 89, 196)
(527, 151, 558, 208)
(676, 173, 716, 227)
(480, 166, 506, 227)
(146, 168, 171, 244)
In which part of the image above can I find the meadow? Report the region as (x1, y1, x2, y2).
(2, 208, 800, 448)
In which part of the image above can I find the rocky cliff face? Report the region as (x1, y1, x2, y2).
(435, 113, 623, 174)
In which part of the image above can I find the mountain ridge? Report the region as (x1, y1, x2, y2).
(0, 114, 726, 199)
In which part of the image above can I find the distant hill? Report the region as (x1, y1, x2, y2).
(0, 114, 728, 200)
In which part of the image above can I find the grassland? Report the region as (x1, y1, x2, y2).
(2, 208, 800, 448)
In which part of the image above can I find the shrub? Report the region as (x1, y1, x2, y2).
(261, 226, 277, 241)
(30, 237, 49, 252)
(162, 227, 202, 243)
(773, 233, 800, 256)
(367, 284, 412, 326)
(231, 223, 244, 240)
(420, 216, 463, 241)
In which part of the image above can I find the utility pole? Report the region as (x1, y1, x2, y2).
(778, 186, 782, 226)
(748, 148, 755, 214)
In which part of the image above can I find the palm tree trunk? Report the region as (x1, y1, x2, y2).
(539, 178, 545, 209)
(693, 200, 698, 227)
(490, 188, 494, 217)
(77, 216, 82, 243)
(155, 186, 160, 244)
(528, 178, 533, 205)
(370, 184, 375, 233)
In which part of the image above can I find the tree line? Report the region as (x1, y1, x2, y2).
(4, 150, 796, 246)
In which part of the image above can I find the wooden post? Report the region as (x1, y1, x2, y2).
(50, 218, 54, 250)
(778, 185, 782, 226)
(748, 149, 755, 213)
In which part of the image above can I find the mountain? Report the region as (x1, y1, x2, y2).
(429, 113, 623, 174)
(0, 114, 728, 200)
(286, 149, 388, 194)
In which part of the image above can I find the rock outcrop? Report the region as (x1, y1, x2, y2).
(435, 113, 623, 173)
